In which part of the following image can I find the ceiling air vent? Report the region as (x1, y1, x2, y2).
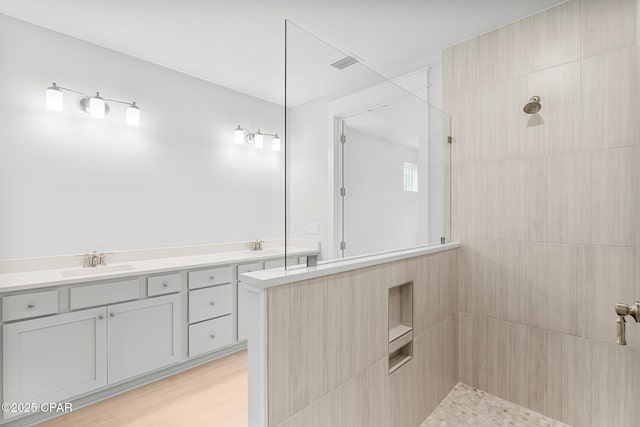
(330, 56, 359, 70)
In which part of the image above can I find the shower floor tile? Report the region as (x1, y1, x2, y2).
(421, 383, 570, 426)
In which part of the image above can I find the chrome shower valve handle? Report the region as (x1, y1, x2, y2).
(615, 301, 640, 345)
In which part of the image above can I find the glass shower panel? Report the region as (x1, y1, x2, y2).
(285, 20, 451, 269)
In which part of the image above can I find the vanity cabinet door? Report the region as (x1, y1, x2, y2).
(107, 294, 182, 384)
(3, 308, 107, 419)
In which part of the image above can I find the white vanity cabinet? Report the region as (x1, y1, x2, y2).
(107, 294, 182, 384)
(0, 245, 318, 424)
(3, 307, 108, 419)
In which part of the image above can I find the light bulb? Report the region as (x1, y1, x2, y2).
(234, 125, 244, 145)
(254, 131, 264, 149)
(89, 93, 106, 119)
(272, 134, 281, 152)
(126, 103, 140, 126)
(45, 83, 63, 111)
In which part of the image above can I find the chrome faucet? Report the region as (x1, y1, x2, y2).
(76, 251, 110, 268)
(615, 301, 640, 345)
(250, 240, 264, 251)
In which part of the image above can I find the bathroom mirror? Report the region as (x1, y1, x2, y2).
(284, 20, 451, 268)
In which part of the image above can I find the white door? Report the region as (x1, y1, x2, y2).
(107, 294, 182, 384)
(3, 307, 107, 419)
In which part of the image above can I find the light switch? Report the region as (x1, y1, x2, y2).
(307, 222, 319, 235)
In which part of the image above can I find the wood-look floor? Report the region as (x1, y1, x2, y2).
(38, 351, 247, 427)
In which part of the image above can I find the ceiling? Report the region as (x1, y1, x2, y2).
(0, 0, 566, 106)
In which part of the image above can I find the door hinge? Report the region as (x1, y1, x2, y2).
(447, 136, 452, 144)
(340, 134, 346, 144)
(340, 187, 347, 197)
(339, 241, 347, 250)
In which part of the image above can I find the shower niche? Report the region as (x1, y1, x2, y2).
(388, 281, 413, 374)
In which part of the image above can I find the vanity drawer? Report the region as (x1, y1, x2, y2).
(70, 279, 140, 310)
(148, 273, 181, 297)
(3, 290, 59, 322)
(189, 284, 232, 323)
(188, 266, 232, 290)
(238, 261, 263, 275)
(189, 315, 233, 358)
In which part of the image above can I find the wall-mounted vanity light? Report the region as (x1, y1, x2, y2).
(234, 125, 281, 151)
(45, 83, 141, 126)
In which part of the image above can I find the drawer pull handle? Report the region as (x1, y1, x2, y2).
(110, 312, 116, 317)
(27, 304, 35, 309)
(210, 334, 216, 339)
(209, 276, 215, 280)
(163, 283, 169, 288)
(210, 301, 216, 306)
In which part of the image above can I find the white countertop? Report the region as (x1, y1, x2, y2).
(0, 246, 318, 293)
(240, 242, 460, 289)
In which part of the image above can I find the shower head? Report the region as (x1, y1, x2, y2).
(523, 96, 541, 114)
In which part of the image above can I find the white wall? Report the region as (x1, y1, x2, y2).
(342, 127, 420, 256)
(0, 14, 284, 259)
(286, 98, 330, 259)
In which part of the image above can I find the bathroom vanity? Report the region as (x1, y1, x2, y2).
(0, 241, 318, 425)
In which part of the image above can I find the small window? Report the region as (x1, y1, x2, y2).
(403, 162, 418, 192)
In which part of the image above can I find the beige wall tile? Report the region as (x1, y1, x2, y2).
(591, 147, 637, 246)
(467, 163, 489, 238)
(552, 332, 593, 426)
(269, 251, 459, 426)
(389, 351, 419, 427)
(268, 279, 328, 425)
(453, 85, 498, 164)
(458, 311, 488, 390)
(353, 267, 388, 373)
(581, 245, 638, 347)
(526, 0, 582, 72)
(494, 240, 527, 324)
(487, 317, 528, 407)
(526, 326, 548, 415)
(496, 18, 528, 81)
(591, 341, 640, 426)
(526, 152, 592, 244)
(447, 31, 498, 95)
(582, 47, 637, 150)
(526, 242, 581, 335)
(413, 251, 457, 336)
(322, 273, 355, 393)
(495, 76, 528, 160)
(487, 158, 527, 241)
(458, 239, 496, 317)
(582, 0, 636, 57)
(525, 61, 582, 156)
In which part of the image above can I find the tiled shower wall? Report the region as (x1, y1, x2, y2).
(445, 0, 639, 425)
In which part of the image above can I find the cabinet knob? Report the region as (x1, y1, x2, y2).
(210, 301, 216, 306)
(98, 315, 104, 320)
(110, 312, 116, 317)
(210, 334, 216, 339)
(209, 276, 215, 281)
(27, 304, 35, 309)
(163, 283, 169, 288)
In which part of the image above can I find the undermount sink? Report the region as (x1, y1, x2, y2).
(60, 264, 137, 278)
(244, 249, 281, 255)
